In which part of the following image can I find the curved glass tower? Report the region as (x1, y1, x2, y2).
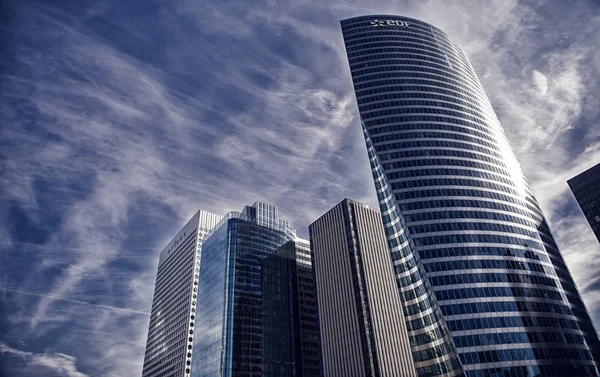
(341, 15, 600, 377)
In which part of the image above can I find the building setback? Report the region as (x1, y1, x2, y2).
(309, 198, 417, 377)
(341, 14, 600, 377)
(141, 210, 222, 377)
(190, 202, 321, 377)
(568, 162, 600, 244)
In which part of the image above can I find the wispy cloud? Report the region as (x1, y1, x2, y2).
(0, 287, 149, 315)
(0, 342, 88, 377)
(1, 0, 599, 376)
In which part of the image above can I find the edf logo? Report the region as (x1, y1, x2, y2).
(370, 19, 410, 27)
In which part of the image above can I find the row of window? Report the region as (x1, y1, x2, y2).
(403, 288, 437, 318)
(428, 272, 567, 296)
(343, 24, 439, 42)
(467, 364, 598, 377)
(392, 186, 545, 222)
(406, 306, 440, 331)
(392, 175, 518, 197)
(440, 300, 573, 317)
(413, 232, 546, 253)
(349, 53, 475, 88)
(406, 209, 539, 233)
(149, 262, 194, 328)
(453, 330, 586, 349)
(446, 314, 582, 333)
(459, 345, 592, 366)
(418, 246, 550, 264)
(415, 355, 462, 377)
(413, 337, 456, 362)
(401, 274, 428, 302)
(377, 143, 506, 168)
(153, 242, 195, 300)
(354, 67, 487, 106)
(411, 221, 546, 248)
(377, 139, 502, 161)
(349, 49, 473, 81)
(356, 77, 488, 114)
(433, 285, 567, 303)
(424, 257, 551, 275)
(372, 128, 499, 152)
(398, 198, 547, 236)
(357, 83, 492, 116)
(345, 32, 469, 73)
(409, 321, 447, 348)
(352, 56, 481, 91)
(351, 53, 479, 87)
(369, 122, 501, 148)
(343, 26, 454, 49)
(401, 207, 570, 262)
(362, 101, 489, 131)
(372, 122, 498, 150)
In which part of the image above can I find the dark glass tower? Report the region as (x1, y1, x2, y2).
(341, 15, 600, 377)
(568, 162, 600, 244)
(190, 202, 320, 377)
(262, 239, 321, 377)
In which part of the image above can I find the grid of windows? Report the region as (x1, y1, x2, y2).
(568, 162, 600, 244)
(342, 14, 600, 377)
(142, 211, 222, 377)
(310, 198, 417, 377)
(191, 203, 311, 377)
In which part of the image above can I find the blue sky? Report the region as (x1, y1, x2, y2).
(1, 0, 600, 375)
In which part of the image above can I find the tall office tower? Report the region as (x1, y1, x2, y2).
(568, 162, 600, 243)
(309, 198, 417, 377)
(341, 15, 600, 377)
(141, 210, 222, 377)
(261, 239, 321, 377)
(191, 202, 321, 377)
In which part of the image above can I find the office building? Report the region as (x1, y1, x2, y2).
(141, 210, 223, 377)
(568, 162, 600, 243)
(310, 198, 417, 377)
(262, 239, 321, 377)
(341, 15, 600, 377)
(191, 202, 321, 377)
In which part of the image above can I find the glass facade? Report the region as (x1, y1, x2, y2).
(341, 15, 600, 377)
(262, 240, 321, 377)
(191, 202, 320, 377)
(568, 162, 600, 244)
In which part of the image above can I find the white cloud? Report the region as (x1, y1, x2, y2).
(532, 70, 548, 96)
(1, 1, 600, 376)
(0, 342, 88, 377)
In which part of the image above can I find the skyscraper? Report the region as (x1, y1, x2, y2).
(309, 198, 417, 377)
(190, 202, 320, 377)
(262, 239, 321, 377)
(568, 162, 600, 243)
(341, 15, 600, 377)
(141, 210, 222, 377)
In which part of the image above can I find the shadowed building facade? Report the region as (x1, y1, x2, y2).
(341, 15, 600, 377)
(568, 162, 600, 244)
(310, 198, 417, 377)
(142, 210, 223, 377)
(262, 239, 321, 377)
